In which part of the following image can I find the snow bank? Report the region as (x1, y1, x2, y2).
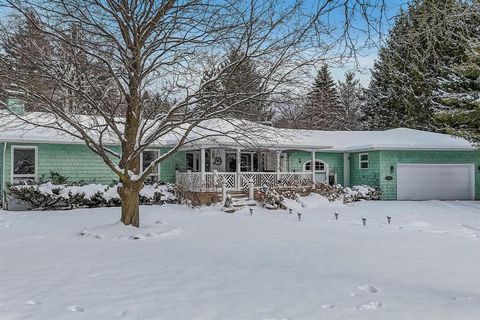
(80, 220, 181, 240)
(2, 201, 480, 319)
(295, 193, 345, 208)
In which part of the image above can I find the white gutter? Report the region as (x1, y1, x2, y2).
(178, 143, 335, 152)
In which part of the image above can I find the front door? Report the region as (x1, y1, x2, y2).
(304, 160, 327, 183)
(315, 172, 327, 183)
(225, 152, 237, 172)
(186, 151, 199, 172)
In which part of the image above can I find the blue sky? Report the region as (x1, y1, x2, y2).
(322, 0, 408, 85)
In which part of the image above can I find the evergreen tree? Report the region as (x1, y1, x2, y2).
(1, 12, 53, 110)
(434, 2, 480, 142)
(364, 0, 476, 131)
(1, 15, 119, 114)
(302, 64, 344, 130)
(198, 68, 223, 111)
(338, 71, 364, 130)
(198, 51, 273, 123)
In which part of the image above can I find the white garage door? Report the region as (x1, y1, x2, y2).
(397, 164, 475, 200)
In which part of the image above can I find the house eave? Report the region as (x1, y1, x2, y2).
(179, 142, 335, 152)
(0, 138, 475, 153)
(343, 145, 477, 152)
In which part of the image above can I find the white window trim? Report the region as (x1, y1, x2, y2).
(11, 145, 38, 182)
(359, 152, 369, 169)
(303, 160, 327, 172)
(140, 149, 161, 180)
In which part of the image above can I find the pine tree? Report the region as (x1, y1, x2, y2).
(198, 68, 223, 111)
(434, 2, 480, 142)
(338, 71, 364, 130)
(1, 12, 53, 110)
(364, 0, 475, 131)
(302, 64, 344, 130)
(198, 51, 273, 123)
(1, 15, 119, 115)
(364, 4, 434, 130)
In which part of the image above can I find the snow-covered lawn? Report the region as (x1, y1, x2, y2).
(1, 196, 480, 319)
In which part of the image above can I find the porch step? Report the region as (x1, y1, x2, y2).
(232, 199, 257, 207)
(230, 194, 249, 200)
(223, 191, 257, 212)
(228, 191, 248, 197)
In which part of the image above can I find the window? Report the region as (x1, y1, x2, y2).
(240, 153, 252, 172)
(12, 146, 37, 184)
(304, 160, 326, 172)
(359, 153, 369, 169)
(142, 150, 159, 182)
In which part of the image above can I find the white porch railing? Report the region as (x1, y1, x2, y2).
(278, 172, 313, 186)
(205, 172, 237, 190)
(176, 171, 315, 191)
(239, 172, 277, 188)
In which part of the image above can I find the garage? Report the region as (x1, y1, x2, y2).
(397, 164, 475, 200)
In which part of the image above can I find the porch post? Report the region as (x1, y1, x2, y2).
(236, 148, 241, 189)
(200, 147, 206, 186)
(343, 152, 350, 187)
(311, 149, 316, 184)
(276, 151, 281, 184)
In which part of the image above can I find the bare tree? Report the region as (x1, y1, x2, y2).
(0, 0, 387, 227)
(273, 97, 308, 129)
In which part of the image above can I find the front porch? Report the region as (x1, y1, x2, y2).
(176, 147, 334, 191)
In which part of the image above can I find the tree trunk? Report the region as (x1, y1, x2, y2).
(118, 182, 143, 227)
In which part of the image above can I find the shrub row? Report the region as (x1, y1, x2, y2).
(257, 183, 381, 209)
(6, 172, 177, 210)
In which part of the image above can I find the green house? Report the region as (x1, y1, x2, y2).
(1, 114, 479, 206)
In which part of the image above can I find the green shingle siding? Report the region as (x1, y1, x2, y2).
(2, 143, 182, 185)
(350, 151, 380, 188)
(288, 151, 345, 185)
(378, 150, 480, 200)
(2, 141, 479, 201)
(4, 143, 120, 185)
(160, 147, 185, 183)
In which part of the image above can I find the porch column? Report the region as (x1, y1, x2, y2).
(343, 152, 350, 187)
(200, 147, 206, 185)
(311, 150, 316, 183)
(236, 148, 241, 189)
(276, 151, 281, 183)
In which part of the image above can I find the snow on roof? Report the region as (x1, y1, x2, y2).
(0, 111, 475, 151)
(273, 127, 476, 151)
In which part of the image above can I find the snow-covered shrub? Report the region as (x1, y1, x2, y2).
(6, 181, 177, 210)
(255, 183, 380, 210)
(224, 194, 233, 208)
(343, 185, 381, 203)
(173, 184, 220, 207)
(281, 190, 301, 200)
(39, 171, 69, 185)
(313, 182, 345, 201)
(257, 188, 287, 210)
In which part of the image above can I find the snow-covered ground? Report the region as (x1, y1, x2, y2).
(1, 196, 480, 319)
